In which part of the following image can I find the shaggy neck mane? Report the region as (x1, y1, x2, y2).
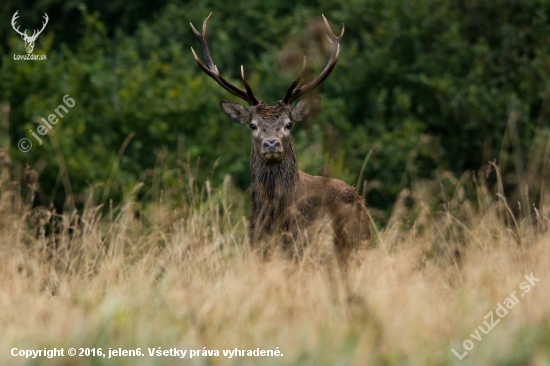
(250, 142, 299, 199)
(249, 138, 301, 236)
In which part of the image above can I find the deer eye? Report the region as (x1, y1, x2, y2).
(285, 122, 292, 129)
(250, 124, 257, 131)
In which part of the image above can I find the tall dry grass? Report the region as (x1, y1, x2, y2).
(1, 130, 550, 366)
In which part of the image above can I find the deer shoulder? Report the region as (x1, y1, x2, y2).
(297, 171, 364, 217)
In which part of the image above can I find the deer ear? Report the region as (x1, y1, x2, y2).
(220, 101, 251, 124)
(291, 96, 321, 122)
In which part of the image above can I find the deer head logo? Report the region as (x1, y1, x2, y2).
(11, 11, 49, 54)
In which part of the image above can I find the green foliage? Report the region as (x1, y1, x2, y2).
(2, 0, 550, 217)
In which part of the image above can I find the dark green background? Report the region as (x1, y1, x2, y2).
(2, 0, 549, 220)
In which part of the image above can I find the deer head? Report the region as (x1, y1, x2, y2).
(190, 13, 343, 164)
(11, 11, 49, 54)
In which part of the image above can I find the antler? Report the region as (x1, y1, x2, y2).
(190, 13, 260, 106)
(11, 11, 49, 40)
(11, 11, 27, 38)
(29, 13, 49, 40)
(283, 15, 344, 105)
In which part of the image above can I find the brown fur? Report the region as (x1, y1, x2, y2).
(246, 103, 370, 261)
(190, 14, 366, 261)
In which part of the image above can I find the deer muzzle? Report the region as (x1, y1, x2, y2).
(261, 139, 282, 161)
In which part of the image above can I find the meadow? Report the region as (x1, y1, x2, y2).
(3, 1, 550, 364)
(1, 145, 549, 366)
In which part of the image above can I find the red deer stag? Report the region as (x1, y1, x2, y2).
(190, 13, 370, 261)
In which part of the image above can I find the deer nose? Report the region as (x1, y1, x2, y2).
(263, 139, 280, 153)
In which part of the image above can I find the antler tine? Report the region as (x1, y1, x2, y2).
(190, 13, 260, 105)
(29, 13, 49, 40)
(283, 56, 306, 104)
(37, 13, 49, 35)
(322, 13, 345, 41)
(284, 15, 344, 105)
(190, 13, 215, 71)
(190, 48, 249, 99)
(241, 66, 260, 105)
(11, 11, 26, 37)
